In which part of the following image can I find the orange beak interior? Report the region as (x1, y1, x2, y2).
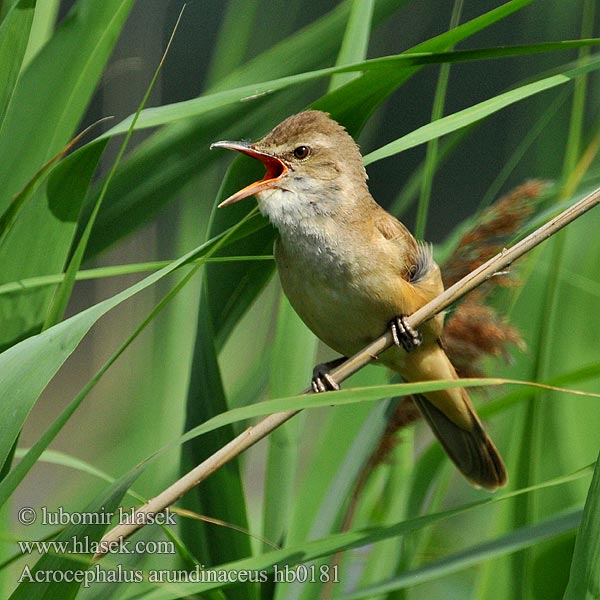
(211, 141, 287, 207)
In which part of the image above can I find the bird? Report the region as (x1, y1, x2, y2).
(211, 110, 507, 490)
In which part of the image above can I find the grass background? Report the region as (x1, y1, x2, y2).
(0, 0, 599, 598)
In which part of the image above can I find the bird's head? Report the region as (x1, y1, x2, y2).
(211, 111, 368, 225)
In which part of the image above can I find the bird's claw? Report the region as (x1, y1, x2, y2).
(389, 315, 422, 352)
(311, 358, 345, 393)
(311, 371, 339, 393)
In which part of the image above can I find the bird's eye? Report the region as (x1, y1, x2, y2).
(293, 145, 310, 159)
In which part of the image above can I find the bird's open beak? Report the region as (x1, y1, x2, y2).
(210, 140, 288, 207)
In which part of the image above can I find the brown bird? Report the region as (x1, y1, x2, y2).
(212, 110, 507, 490)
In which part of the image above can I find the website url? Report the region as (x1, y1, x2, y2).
(19, 536, 175, 555)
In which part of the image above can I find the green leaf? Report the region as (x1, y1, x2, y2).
(42, 9, 181, 329)
(262, 295, 317, 548)
(0, 255, 273, 297)
(208, 0, 400, 92)
(0, 264, 201, 510)
(0, 0, 134, 209)
(363, 55, 600, 166)
(285, 376, 391, 600)
(0, 126, 105, 246)
(204, 0, 260, 87)
(105, 41, 600, 137)
(564, 451, 600, 600)
(0, 0, 134, 351)
(327, 0, 376, 91)
(346, 510, 582, 598)
(0, 0, 36, 125)
(313, 0, 535, 133)
(202, 166, 273, 351)
(175, 378, 551, 450)
(180, 286, 254, 586)
(20, 0, 59, 66)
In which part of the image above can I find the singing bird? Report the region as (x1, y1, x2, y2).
(212, 110, 507, 490)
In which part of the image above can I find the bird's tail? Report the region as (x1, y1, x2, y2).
(412, 390, 507, 490)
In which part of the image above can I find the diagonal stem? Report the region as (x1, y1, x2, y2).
(95, 185, 600, 558)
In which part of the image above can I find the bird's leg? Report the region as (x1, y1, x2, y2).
(389, 316, 422, 353)
(311, 357, 347, 393)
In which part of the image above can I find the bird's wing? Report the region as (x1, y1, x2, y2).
(374, 212, 444, 318)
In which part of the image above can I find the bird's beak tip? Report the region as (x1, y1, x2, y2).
(212, 140, 286, 208)
(210, 140, 253, 152)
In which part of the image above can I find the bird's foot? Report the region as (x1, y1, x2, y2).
(389, 315, 422, 353)
(311, 357, 347, 393)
